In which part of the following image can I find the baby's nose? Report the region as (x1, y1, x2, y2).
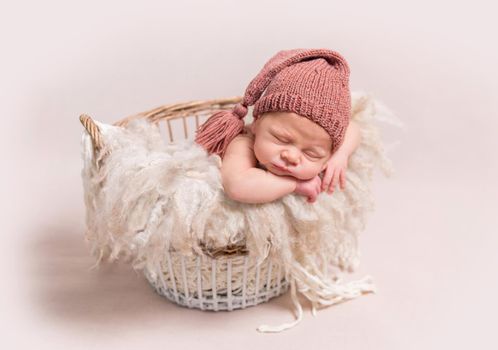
(281, 149, 299, 166)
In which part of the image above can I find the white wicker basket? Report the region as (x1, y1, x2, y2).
(143, 252, 289, 311)
(80, 96, 290, 311)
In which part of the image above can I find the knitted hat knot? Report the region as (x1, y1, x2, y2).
(232, 103, 248, 119)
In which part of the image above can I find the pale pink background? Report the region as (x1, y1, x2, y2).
(1, 1, 497, 349)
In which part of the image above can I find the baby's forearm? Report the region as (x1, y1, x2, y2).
(335, 120, 361, 156)
(223, 168, 297, 204)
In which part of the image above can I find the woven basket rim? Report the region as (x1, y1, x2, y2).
(115, 95, 242, 126)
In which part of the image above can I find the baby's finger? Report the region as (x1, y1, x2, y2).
(327, 181, 334, 194)
(321, 168, 335, 192)
(339, 170, 346, 190)
(327, 185, 334, 194)
(323, 170, 335, 193)
(328, 173, 337, 194)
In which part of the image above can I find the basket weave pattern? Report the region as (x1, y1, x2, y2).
(144, 252, 289, 311)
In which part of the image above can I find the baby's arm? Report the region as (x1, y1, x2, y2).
(221, 134, 297, 204)
(335, 120, 361, 157)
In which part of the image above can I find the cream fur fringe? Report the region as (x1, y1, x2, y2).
(80, 91, 402, 332)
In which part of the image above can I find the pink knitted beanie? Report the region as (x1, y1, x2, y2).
(195, 48, 351, 158)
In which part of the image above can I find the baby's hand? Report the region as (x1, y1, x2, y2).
(294, 175, 322, 203)
(321, 151, 349, 194)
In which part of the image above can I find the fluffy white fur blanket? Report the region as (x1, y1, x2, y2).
(80, 91, 401, 331)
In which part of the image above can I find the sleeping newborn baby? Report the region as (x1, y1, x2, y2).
(195, 48, 359, 204)
(221, 111, 360, 204)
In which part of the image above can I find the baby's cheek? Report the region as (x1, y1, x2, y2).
(309, 162, 326, 178)
(253, 143, 264, 162)
(296, 163, 320, 180)
(254, 140, 275, 163)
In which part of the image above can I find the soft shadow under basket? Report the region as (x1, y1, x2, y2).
(79, 96, 290, 311)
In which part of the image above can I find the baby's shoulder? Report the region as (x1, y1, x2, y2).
(231, 126, 254, 145)
(222, 126, 257, 170)
(225, 128, 254, 155)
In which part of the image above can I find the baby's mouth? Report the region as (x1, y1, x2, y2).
(271, 163, 290, 173)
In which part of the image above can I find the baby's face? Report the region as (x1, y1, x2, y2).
(250, 111, 332, 180)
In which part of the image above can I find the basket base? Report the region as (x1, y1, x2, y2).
(143, 254, 290, 311)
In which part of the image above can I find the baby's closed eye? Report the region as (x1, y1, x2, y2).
(270, 131, 326, 160)
(304, 151, 323, 159)
(272, 134, 290, 144)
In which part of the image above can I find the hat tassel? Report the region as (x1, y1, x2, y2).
(195, 103, 247, 158)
